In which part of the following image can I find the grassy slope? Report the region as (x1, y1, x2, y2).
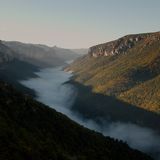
(68, 32, 160, 114)
(119, 75, 160, 113)
(0, 81, 152, 160)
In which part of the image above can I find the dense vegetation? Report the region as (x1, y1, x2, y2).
(67, 32, 160, 114)
(69, 80, 160, 133)
(0, 81, 152, 160)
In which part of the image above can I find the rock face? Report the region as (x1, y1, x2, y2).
(67, 31, 160, 114)
(89, 32, 160, 57)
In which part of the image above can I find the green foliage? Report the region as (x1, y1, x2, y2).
(68, 32, 160, 113)
(69, 80, 160, 133)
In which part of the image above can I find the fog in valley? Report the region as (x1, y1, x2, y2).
(21, 67, 160, 160)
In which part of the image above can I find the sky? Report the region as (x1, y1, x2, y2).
(0, 0, 160, 48)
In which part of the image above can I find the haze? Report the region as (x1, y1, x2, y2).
(0, 0, 160, 48)
(21, 67, 160, 159)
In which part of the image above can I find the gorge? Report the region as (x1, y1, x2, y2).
(20, 64, 160, 160)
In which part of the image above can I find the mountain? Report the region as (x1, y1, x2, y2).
(67, 31, 160, 114)
(3, 41, 81, 67)
(0, 41, 39, 96)
(0, 40, 14, 64)
(71, 48, 88, 55)
(52, 46, 82, 61)
(0, 40, 82, 95)
(0, 81, 152, 160)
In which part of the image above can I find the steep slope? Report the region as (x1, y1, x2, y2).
(0, 40, 14, 63)
(0, 81, 152, 160)
(3, 41, 81, 67)
(67, 31, 160, 114)
(0, 41, 39, 96)
(119, 75, 160, 113)
(71, 48, 88, 55)
(69, 80, 160, 133)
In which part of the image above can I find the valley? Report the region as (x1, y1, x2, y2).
(0, 31, 160, 160)
(1, 1, 160, 159)
(67, 32, 160, 114)
(20, 64, 160, 159)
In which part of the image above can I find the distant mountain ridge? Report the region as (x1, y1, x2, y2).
(0, 41, 39, 96)
(71, 48, 88, 55)
(67, 31, 160, 114)
(0, 41, 14, 63)
(0, 40, 84, 95)
(89, 31, 160, 57)
(3, 41, 81, 67)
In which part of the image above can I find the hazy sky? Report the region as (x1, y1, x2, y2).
(0, 0, 160, 48)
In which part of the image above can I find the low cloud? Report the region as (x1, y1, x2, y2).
(21, 67, 160, 160)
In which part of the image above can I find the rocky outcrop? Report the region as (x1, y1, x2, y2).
(89, 32, 160, 57)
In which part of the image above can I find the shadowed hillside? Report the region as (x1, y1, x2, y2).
(0, 41, 39, 96)
(69, 81, 160, 133)
(3, 41, 81, 67)
(67, 31, 160, 114)
(0, 81, 152, 160)
(0, 40, 14, 63)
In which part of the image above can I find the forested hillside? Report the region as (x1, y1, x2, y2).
(67, 32, 160, 114)
(0, 81, 152, 160)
